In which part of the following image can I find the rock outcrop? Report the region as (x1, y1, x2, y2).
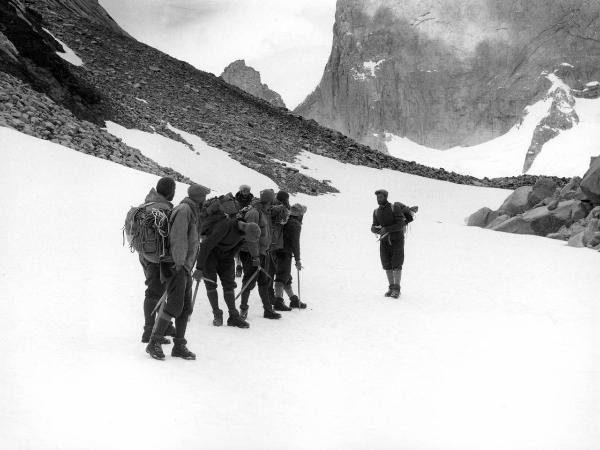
(467, 165, 600, 251)
(221, 60, 285, 108)
(296, 0, 600, 169)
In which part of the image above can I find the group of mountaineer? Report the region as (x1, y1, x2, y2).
(126, 177, 307, 361)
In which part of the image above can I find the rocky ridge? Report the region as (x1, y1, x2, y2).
(297, 0, 600, 171)
(221, 60, 286, 108)
(0, 72, 192, 183)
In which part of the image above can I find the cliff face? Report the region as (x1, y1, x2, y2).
(221, 60, 286, 108)
(296, 0, 600, 159)
(0, 0, 106, 123)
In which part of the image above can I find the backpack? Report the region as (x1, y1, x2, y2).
(200, 193, 240, 220)
(392, 202, 415, 227)
(123, 202, 171, 263)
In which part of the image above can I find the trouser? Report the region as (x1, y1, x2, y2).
(161, 264, 193, 339)
(379, 233, 405, 270)
(203, 249, 238, 316)
(139, 254, 166, 335)
(239, 251, 272, 310)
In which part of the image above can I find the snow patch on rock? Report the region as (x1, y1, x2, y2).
(42, 27, 83, 66)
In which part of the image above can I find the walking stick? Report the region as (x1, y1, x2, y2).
(297, 267, 301, 301)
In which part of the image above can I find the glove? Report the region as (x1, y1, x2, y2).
(174, 264, 183, 273)
(192, 269, 203, 282)
(235, 264, 243, 278)
(379, 227, 387, 235)
(251, 257, 260, 267)
(295, 260, 303, 270)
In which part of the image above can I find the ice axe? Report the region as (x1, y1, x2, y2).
(151, 291, 167, 316)
(189, 276, 218, 321)
(234, 265, 271, 300)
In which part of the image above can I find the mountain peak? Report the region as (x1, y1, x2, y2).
(221, 60, 286, 109)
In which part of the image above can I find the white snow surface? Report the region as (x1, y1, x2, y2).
(42, 27, 84, 66)
(386, 74, 600, 178)
(1, 125, 599, 450)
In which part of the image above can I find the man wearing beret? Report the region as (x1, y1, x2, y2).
(146, 183, 210, 360)
(371, 189, 415, 299)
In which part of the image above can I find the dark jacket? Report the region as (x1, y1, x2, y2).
(235, 191, 254, 209)
(282, 216, 302, 260)
(242, 200, 271, 255)
(270, 203, 289, 251)
(371, 201, 412, 241)
(196, 218, 258, 270)
(169, 197, 200, 271)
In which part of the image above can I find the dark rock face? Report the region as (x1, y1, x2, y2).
(296, 0, 600, 164)
(221, 60, 286, 108)
(0, 0, 106, 124)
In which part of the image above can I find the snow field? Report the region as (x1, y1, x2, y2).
(386, 76, 600, 179)
(1, 125, 598, 450)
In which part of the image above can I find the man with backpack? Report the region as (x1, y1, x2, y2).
(238, 189, 281, 320)
(235, 185, 254, 277)
(371, 189, 415, 299)
(273, 203, 307, 309)
(146, 183, 210, 361)
(135, 177, 177, 344)
(194, 213, 261, 328)
(269, 190, 292, 311)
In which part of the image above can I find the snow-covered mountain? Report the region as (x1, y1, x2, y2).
(296, 0, 600, 175)
(385, 69, 600, 179)
(2, 124, 599, 449)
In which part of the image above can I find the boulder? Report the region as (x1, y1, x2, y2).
(528, 177, 558, 207)
(559, 176, 582, 200)
(527, 200, 587, 236)
(580, 156, 600, 204)
(568, 231, 586, 248)
(492, 200, 584, 237)
(485, 214, 510, 229)
(467, 207, 499, 228)
(490, 216, 534, 234)
(583, 218, 600, 248)
(498, 186, 533, 217)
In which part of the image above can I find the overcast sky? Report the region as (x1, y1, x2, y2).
(99, 0, 337, 109)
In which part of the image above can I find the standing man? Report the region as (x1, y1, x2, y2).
(371, 189, 415, 299)
(238, 189, 281, 320)
(273, 203, 307, 309)
(269, 190, 291, 311)
(146, 183, 210, 361)
(235, 184, 254, 277)
(235, 184, 254, 209)
(139, 177, 176, 344)
(194, 215, 261, 329)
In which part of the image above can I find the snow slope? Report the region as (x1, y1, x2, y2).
(1, 125, 599, 450)
(386, 79, 600, 179)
